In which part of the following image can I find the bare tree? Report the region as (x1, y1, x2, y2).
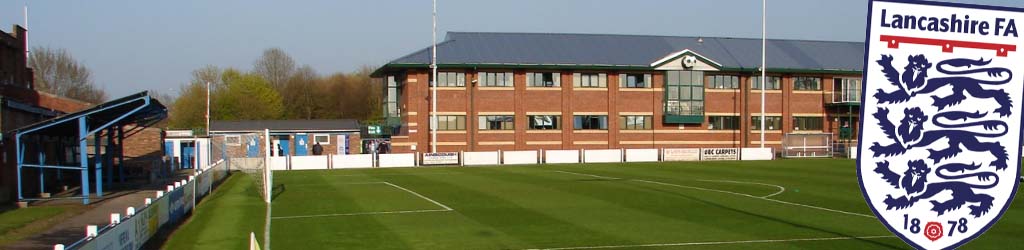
(281, 65, 318, 119)
(253, 47, 295, 90)
(191, 65, 223, 88)
(148, 89, 176, 106)
(28, 47, 107, 103)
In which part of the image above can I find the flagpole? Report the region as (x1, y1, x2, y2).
(24, 5, 28, 59)
(206, 81, 211, 135)
(431, 0, 438, 153)
(760, 0, 767, 148)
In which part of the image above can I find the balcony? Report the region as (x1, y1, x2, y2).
(829, 78, 861, 106)
(831, 90, 861, 104)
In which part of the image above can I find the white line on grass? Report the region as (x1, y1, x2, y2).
(272, 181, 454, 220)
(553, 170, 621, 180)
(694, 179, 786, 198)
(283, 172, 464, 177)
(282, 180, 389, 186)
(382, 182, 454, 211)
(521, 235, 896, 250)
(272, 209, 451, 220)
(554, 171, 873, 218)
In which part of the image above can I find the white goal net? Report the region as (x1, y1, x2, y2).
(211, 130, 272, 202)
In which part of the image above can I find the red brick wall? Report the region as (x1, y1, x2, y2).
(386, 69, 860, 153)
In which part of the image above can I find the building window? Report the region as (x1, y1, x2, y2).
(751, 76, 781, 90)
(313, 134, 330, 145)
(793, 117, 824, 131)
(793, 77, 821, 91)
(574, 73, 606, 88)
(433, 72, 465, 87)
(527, 72, 560, 87)
(225, 135, 241, 146)
(708, 75, 739, 89)
(384, 76, 402, 117)
(619, 73, 651, 88)
(479, 115, 514, 130)
(665, 70, 704, 116)
(574, 115, 608, 130)
(431, 115, 466, 131)
(708, 116, 740, 130)
(620, 115, 653, 130)
(833, 78, 861, 103)
(750, 116, 782, 130)
(479, 72, 514, 87)
(528, 115, 561, 130)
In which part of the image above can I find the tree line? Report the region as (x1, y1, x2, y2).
(167, 48, 382, 131)
(28, 47, 108, 103)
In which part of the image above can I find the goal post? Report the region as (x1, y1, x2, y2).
(210, 130, 272, 250)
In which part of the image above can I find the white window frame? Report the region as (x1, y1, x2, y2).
(313, 134, 331, 145)
(225, 135, 242, 146)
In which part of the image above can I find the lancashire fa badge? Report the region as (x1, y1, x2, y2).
(859, 1, 1023, 249)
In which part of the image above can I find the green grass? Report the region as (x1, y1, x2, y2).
(162, 173, 266, 250)
(167, 159, 1024, 249)
(0, 205, 78, 246)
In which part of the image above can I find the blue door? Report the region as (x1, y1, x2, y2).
(294, 134, 308, 156)
(181, 142, 195, 169)
(164, 141, 174, 158)
(277, 137, 290, 156)
(246, 136, 260, 157)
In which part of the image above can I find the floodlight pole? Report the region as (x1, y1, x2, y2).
(431, 0, 438, 153)
(759, 0, 766, 148)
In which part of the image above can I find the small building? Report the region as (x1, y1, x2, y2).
(208, 119, 362, 157)
(162, 129, 210, 170)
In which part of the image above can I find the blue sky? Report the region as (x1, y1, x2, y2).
(2, 0, 1022, 98)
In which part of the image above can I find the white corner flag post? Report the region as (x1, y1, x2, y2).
(431, 0, 438, 153)
(759, 0, 767, 148)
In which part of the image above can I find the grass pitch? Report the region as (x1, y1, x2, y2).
(166, 159, 1024, 249)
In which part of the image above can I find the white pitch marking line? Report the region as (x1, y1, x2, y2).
(554, 171, 873, 219)
(695, 179, 786, 198)
(272, 182, 454, 220)
(521, 235, 896, 250)
(283, 172, 464, 177)
(282, 182, 388, 187)
(553, 170, 621, 180)
(272, 209, 451, 220)
(382, 182, 454, 211)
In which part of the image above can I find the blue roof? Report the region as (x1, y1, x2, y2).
(382, 32, 864, 72)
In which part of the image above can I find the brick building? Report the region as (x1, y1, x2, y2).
(373, 32, 862, 153)
(209, 119, 363, 157)
(0, 25, 94, 202)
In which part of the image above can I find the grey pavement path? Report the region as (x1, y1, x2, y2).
(5, 189, 158, 250)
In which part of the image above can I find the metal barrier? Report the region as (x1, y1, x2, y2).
(56, 160, 230, 250)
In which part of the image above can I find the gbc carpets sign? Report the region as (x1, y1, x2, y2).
(859, 1, 1022, 249)
(700, 148, 738, 161)
(422, 152, 459, 165)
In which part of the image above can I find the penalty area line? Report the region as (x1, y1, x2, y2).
(554, 170, 873, 219)
(271, 209, 452, 220)
(521, 235, 897, 250)
(695, 179, 786, 198)
(382, 182, 454, 211)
